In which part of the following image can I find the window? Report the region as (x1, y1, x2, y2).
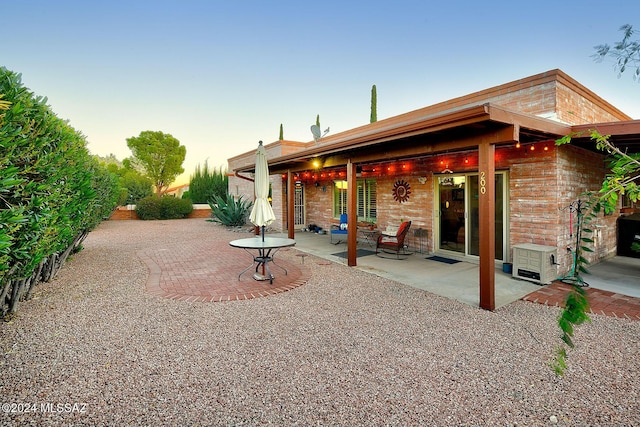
(333, 179, 377, 221)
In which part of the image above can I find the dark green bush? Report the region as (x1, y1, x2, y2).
(135, 196, 162, 220)
(136, 196, 193, 220)
(188, 161, 228, 203)
(160, 196, 193, 219)
(1, 67, 120, 315)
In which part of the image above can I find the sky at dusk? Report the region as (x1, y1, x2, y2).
(4, 0, 640, 185)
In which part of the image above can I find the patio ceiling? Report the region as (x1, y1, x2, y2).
(234, 103, 572, 174)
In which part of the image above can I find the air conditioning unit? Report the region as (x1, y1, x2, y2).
(512, 243, 557, 285)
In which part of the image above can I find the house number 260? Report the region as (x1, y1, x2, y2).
(480, 172, 487, 194)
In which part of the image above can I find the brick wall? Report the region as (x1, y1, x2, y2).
(302, 180, 335, 231)
(504, 142, 615, 273)
(556, 84, 624, 124)
(506, 144, 560, 248)
(270, 177, 285, 231)
(556, 144, 617, 269)
(110, 205, 212, 221)
(110, 206, 139, 220)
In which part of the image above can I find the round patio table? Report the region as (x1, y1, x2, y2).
(229, 237, 296, 284)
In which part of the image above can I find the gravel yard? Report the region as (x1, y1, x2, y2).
(1, 219, 638, 426)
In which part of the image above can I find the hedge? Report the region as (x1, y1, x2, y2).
(135, 195, 193, 220)
(0, 67, 120, 316)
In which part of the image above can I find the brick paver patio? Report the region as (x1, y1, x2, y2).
(132, 221, 639, 319)
(139, 238, 311, 302)
(523, 281, 640, 321)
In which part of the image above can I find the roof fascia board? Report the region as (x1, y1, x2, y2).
(571, 120, 640, 137)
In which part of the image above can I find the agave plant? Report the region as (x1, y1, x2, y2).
(208, 194, 252, 226)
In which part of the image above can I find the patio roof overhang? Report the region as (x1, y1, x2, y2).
(234, 103, 572, 174)
(570, 120, 640, 154)
(235, 113, 640, 177)
(234, 104, 571, 174)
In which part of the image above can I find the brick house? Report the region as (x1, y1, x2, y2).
(227, 69, 640, 309)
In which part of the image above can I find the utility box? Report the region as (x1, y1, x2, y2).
(512, 243, 557, 285)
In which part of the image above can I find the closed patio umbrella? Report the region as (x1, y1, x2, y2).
(249, 141, 276, 241)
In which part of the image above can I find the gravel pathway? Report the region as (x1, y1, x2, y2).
(1, 219, 638, 426)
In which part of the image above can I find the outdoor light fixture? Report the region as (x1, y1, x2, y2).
(530, 145, 535, 151)
(515, 142, 521, 149)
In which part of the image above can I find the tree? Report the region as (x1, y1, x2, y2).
(552, 131, 639, 374)
(95, 154, 152, 205)
(279, 123, 284, 140)
(126, 131, 186, 196)
(593, 24, 640, 82)
(370, 84, 377, 123)
(120, 170, 153, 204)
(188, 161, 228, 204)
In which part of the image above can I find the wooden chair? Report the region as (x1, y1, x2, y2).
(376, 221, 412, 258)
(330, 214, 348, 244)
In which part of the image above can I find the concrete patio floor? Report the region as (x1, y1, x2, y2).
(274, 230, 640, 309)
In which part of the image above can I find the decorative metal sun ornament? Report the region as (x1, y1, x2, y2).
(392, 179, 411, 203)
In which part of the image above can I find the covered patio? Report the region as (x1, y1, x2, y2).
(229, 70, 640, 311)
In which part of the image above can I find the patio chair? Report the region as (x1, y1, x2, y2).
(330, 214, 348, 244)
(376, 221, 412, 259)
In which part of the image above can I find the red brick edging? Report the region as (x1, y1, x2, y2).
(522, 281, 640, 321)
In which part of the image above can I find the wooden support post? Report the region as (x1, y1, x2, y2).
(478, 142, 496, 310)
(347, 160, 357, 266)
(287, 170, 295, 239)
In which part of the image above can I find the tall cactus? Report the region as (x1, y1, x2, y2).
(370, 84, 377, 123)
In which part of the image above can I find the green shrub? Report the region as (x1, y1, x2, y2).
(135, 196, 162, 220)
(135, 196, 193, 220)
(160, 196, 193, 219)
(208, 194, 252, 226)
(1, 67, 120, 315)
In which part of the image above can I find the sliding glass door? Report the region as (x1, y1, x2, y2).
(436, 172, 507, 260)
